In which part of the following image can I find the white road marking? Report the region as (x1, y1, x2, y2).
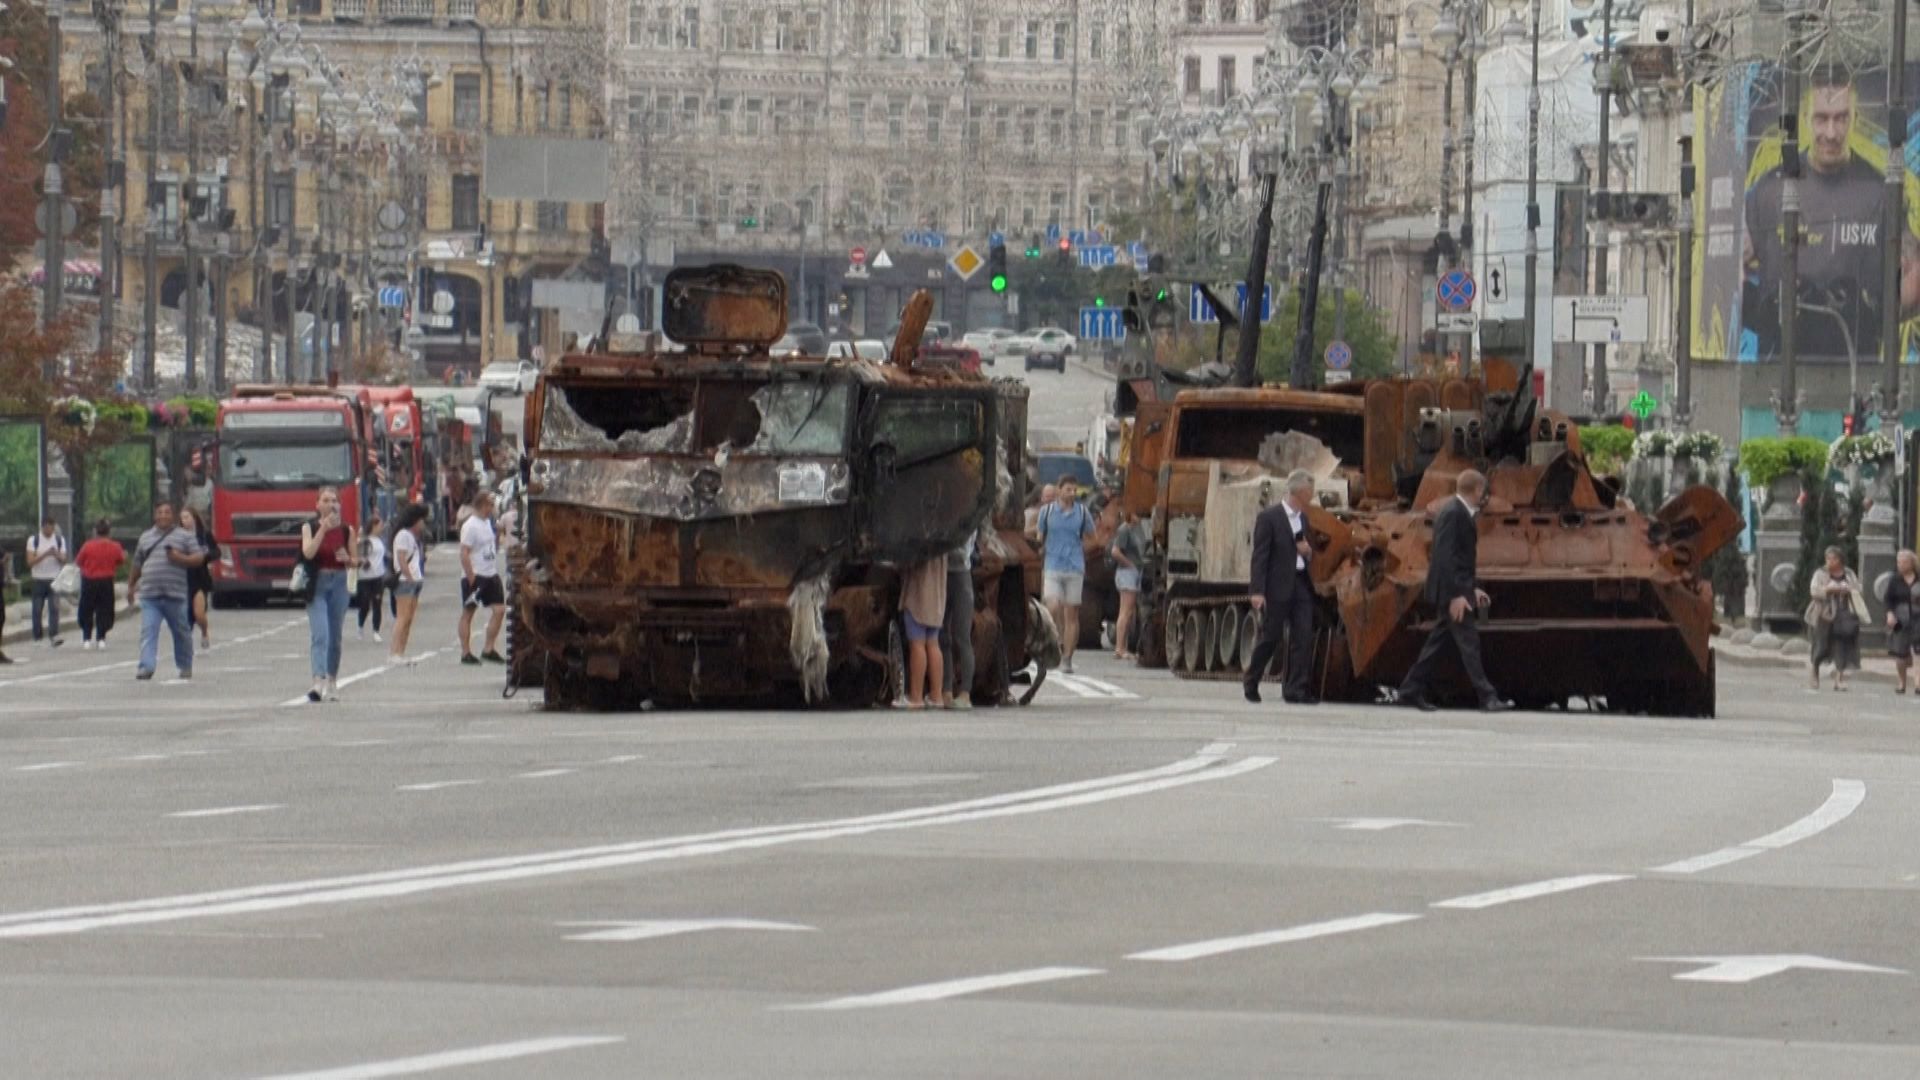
(597, 754, 646, 764)
(251, 1035, 625, 1079)
(396, 780, 482, 793)
(1046, 672, 1142, 700)
(1127, 913, 1422, 962)
(1430, 874, 1634, 910)
(15, 762, 79, 772)
(516, 768, 576, 779)
(1639, 954, 1908, 984)
(788, 967, 1103, 1010)
(121, 754, 171, 762)
(1200, 741, 1235, 755)
(332, 740, 396, 748)
(557, 918, 815, 943)
(1651, 779, 1867, 875)
(1314, 817, 1467, 832)
(0, 751, 1268, 938)
(0, 619, 300, 690)
(279, 650, 444, 707)
(166, 804, 285, 819)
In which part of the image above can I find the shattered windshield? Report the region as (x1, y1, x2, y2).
(747, 383, 851, 456)
(540, 384, 696, 453)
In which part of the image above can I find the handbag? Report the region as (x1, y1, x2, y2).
(51, 562, 81, 598)
(288, 562, 312, 598)
(1832, 604, 1862, 639)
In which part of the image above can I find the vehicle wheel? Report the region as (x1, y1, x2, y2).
(1217, 603, 1243, 671)
(504, 552, 543, 691)
(1164, 603, 1186, 672)
(1186, 608, 1213, 674)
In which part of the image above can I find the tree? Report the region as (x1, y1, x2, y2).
(1004, 261, 1141, 331)
(0, 0, 108, 263)
(1255, 286, 1399, 384)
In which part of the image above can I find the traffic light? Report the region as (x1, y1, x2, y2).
(1093, 295, 1106, 307)
(988, 242, 1008, 293)
(739, 215, 759, 229)
(1026, 234, 1042, 259)
(1843, 411, 1858, 437)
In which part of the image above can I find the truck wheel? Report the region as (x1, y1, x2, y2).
(504, 552, 543, 691)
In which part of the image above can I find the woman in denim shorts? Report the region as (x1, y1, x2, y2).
(387, 503, 430, 663)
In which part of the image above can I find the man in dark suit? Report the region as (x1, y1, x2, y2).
(1245, 470, 1319, 705)
(1397, 470, 1512, 712)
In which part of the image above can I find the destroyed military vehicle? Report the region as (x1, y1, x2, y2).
(505, 265, 1041, 709)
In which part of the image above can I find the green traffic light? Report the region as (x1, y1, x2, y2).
(1155, 288, 1169, 302)
(991, 274, 1008, 293)
(1094, 297, 1106, 307)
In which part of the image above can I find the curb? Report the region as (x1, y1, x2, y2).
(2, 586, 133, 650)
(1713, 643, 1901, 686)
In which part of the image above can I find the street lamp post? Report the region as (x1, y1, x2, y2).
(1591, 0, 1615, 415)
(1879, 0, 1908, 434)
(1522, 0, 1543, 375)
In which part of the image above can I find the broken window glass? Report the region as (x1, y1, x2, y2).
(748, 383, 851, 455)
(540, 383, 696, 453)
(871, 398, 982, 469)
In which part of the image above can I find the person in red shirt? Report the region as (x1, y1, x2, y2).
(74, 518, 127, 650)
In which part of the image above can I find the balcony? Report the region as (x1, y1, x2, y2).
(380, 0, 433, 21)
(448, 0, 475, 18)
(332, 0, 367, 18)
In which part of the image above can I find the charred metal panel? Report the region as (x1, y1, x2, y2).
(661, 265, 788, 348)
(530, 456, 851, 522)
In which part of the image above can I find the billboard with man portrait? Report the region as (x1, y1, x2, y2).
(1692, 62, 1920, 365)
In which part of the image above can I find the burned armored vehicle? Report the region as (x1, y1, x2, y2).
(508, 266, 1038, 709)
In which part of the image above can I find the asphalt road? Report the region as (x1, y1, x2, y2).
(3, 368, 1918, 1077)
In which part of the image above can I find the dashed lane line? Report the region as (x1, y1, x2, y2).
(784, 967, 1104, 1011)
(250, 1035, 625, 1080)
(1430, 874, 1636, 911)
(166, 804, 285, 820)
(0, 619, 302, 691)
(0, 748, 1267, 938)
(1126, 913, 1424, 963)
(278, 650, 445, 708)
(1650, 778, 1867, 875)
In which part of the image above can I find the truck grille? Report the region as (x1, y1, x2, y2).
(231, 515, 310, 539)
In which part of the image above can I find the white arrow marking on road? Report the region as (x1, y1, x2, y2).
(786, 967, 1103, 1010)
(557, 918, 816, 943)
(1640, 955, 1908, 984)
(251, 1035, 625, 1079)
(1651, 779, 1866, 875)
(1314, 817, 1466, 832)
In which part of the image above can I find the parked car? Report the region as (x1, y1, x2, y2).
(478, 360, 539, 394)
(826, 339, 890, 361)
(1024, 338, 1068, 373)
(787, 321, 830, 355)
(960, 331, 1003, 365)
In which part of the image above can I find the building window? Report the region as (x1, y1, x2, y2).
(803, 11, 822, 51)
(927, 16, 945, 56)
(537, 201, 567, 231)
(1116, 26, 1131, 60)
(1024, 20, 1039, 59)
(1088, 21, 1103, 60)
(926, 102, 943, 144)
(533, 81, 550, 131)
(970, 26, 983, 58)
(451, 175, 480, 231)
(156, 69, 180, 143)
(847, 10, 867, 54)
(888, 98, 906, 143)
(1186, 0, 1204, 23)
(680, 4, 698, 47)
(1021, 205, 1035, 228)
(627, 0, 644, 44)
(651, 3, 670, 48)
(1047, 107, 1065, 146)
(626, 93, 646, 133)
(1053, 20, 1068, 60)
(967, 104, 982, 144)
(993, 105, 1009, 144)
(1048, 190, 1065, 227)
(266, 74, 293, 126)
(1114, 108, 1130, 150)
(1019, 107, 1036, 149)
(1218, 57, 1236, 103)
(997, 19, 1012, 58)
(772, 97, 791, 136)
(801, 96, 820, 132)
(849, 100, 866, 142)
(774, 9, 794, 50)
(681, 94, 699, 131)
(1221, 0, 1238, 22)
(716, 96, 734, 136)
(885, 16, 904, 55)
(1184, 57, 1201, 96)
(453, 74, 482, 129)
(268, 172, 294, 230)
(1089, 109, 1105, 149)
(654, 91, 673, 131)
(743, 97, 763, 137)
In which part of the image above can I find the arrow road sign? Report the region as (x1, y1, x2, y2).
(1079, 306, 1128, 341)
(1078, 245, 1118, 269)
(1553, 294, 1649, 344)
(377, 285, 407, 309)
(1487, 261, 1508, 303)
(1437, 269, 1476, 312)
(1640, 955, 1908, 984)
(1189, 283, 1272, 324)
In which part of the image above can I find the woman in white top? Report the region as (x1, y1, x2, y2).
(355, 513, 390, 642)
(387, 503, 430, 662)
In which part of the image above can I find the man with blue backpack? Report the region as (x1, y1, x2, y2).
(1034, 476, 1096, 674)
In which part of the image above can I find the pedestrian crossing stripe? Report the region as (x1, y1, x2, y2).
(1044, 672, 1141, 701)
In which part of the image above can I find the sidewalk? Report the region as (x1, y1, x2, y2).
(1714, 631, 1906, 686)
(2, 584, 130, 648)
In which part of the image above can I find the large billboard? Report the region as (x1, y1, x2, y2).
(1694, 62, 1920, 364)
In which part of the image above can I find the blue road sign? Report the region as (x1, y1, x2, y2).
(1078, 245, 1118, 269)
(1128, 241, 1150, 264)
(1325, 340, 1353, 371)
(1046, 223, 1062, 242)
(989, 231, 1006, 247)
(1437, 269, 1476, 312)
(377, 285, 407, 309)
(1079, 306, 1128, 341)
(1188, 283, 1273, 324)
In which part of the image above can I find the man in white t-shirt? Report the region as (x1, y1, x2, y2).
(26, 519, 68, 647)
(457, 492, 505, 666)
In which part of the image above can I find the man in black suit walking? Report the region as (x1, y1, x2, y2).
(1244, 470, 1319, 705)
(1397, 469, 1512, 712)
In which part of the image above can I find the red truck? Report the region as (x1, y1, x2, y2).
(362, 386, 427, 525)
(206, 386, 376, 602)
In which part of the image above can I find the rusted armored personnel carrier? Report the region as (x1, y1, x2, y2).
(1140, 360, 1741, 717)
(507, 266, 1040, 709)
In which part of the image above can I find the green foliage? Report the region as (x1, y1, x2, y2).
(1254, 287, 1399, 384)
(1578, 425, 1635, 476)
(1739, 436, 1830, 491)
(94, 402, 149, 431)
(1793, 468, 1830, 618)
(83, 441, 154, 534)
(0, 418, 43, 537)
(1004, 262, 1145, 333)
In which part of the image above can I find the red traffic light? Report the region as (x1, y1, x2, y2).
(1058, 238, 1071, 252)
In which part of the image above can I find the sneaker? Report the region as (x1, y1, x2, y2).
(136, 669, 154, 681)
(460, 653, 482, 666)
(49, 638, 63, 649)
(372, 632, 383, 644)
(323, 678, 340, 702)
(176, 670, 191, 681)
(307, 688, 322, 703)
(356, 628, 366, 641)
(0, 652, 12, 664)
(948, 694, 973, 711)
(1062, 658, 1075, 674)
(481, 650, 507, 665)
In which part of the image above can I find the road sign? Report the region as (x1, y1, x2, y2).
(1079, 306, 1128, 341)
(1325, 340, 1353, 371)
(377, 285, 407, 309)
(1486, 260, 1509, 303)
(1078, 245, 1118, 269)
(1629, 390, 1659, 419)
(34, 200, 77, 235)
(872, 249, 894, 270)
(419, 313, 454, 330)
(1552, 294, 1649, 344)
(1189, 283, 1273, 324)
(948, 245, 983, 281)
(989, 231, 1006, 247)
(432, 290, 454, 315)
(850, 246, 866, 266)
(1437, 269, 1476, 312)
(1046, 223, 1062, 242)
(1437, 311, 1479, 333)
